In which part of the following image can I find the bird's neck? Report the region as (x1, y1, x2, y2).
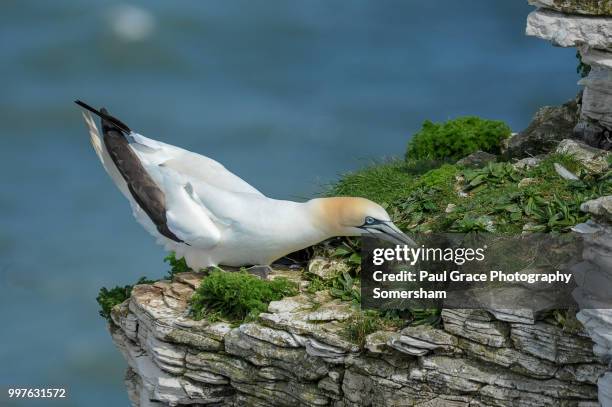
(265, 198, 341, 243)
(303, 197, 359, 237)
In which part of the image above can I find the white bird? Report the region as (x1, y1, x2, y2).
(76, 101, 414, 274)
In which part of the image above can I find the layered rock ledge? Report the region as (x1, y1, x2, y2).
(109, 266, 606, 406)
(526, 0, 612, 150)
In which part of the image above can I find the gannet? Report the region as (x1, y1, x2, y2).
(75, 100, 414, 273)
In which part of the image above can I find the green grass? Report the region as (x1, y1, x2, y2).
(333, 154, 611, 235)
(306, 276, 330, 294)
(190, 270, 298, 323)
(446, 155, 609, 233)
(96, 277, 154, 321)
(329, 160, 416, 206)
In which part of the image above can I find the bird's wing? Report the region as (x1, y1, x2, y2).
(77, 102, 224, 248)
(151, 164, 223, 249)
(128, 132, 264, 196)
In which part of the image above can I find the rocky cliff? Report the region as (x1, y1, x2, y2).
(527, 0, 612, 150)
(110, 266, 606, 406)
(574, 196, 612, 405)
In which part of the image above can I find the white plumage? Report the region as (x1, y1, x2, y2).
(79, 105, 414, 270)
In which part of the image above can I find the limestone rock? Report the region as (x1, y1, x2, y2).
(224, 328, 329, 381)
(391, 325, 458, 356)
(555, 363, 607, 384)
(580, 46, 612, 70)
(599, 372, 612, 406)
(456, 151, 496, 168)
(555, 138, 610, 173)
(106, 265, 605, 406)
(574, 215, 612, 400)
(555, 162, 581, 180)
(420, 355, 598, 402)
(364, 330, 396, 354)
(506, 98, 579, 158)
(528, 0, 612, 16)
(449, 285, 556, 324)
(513, 156, 543, 170)
(574, 119, 612, 151)
(307, 257, 352, 281)
(456, 337, 557, 379)
(510, 322, 597, 364)
(441, 309, 510, 347)
(526, 9, 612, 49)
(581, 195, 612, 222)
(577, 303, 612, 362)
(580, 66, 612, 130)
(526, 1, 612, 151)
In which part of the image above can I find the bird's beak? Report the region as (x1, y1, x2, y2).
(363, 222, 416, 247)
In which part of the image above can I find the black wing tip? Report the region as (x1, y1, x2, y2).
(74, 99, 131, 133)
(75, 100, 97, 114)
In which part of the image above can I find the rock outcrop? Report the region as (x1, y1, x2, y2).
(527, 1, 612, 150)
(506, 97, 580, 158)
(528, 1, 612, 16)
(574, 196, 612, 406)
(108, 267, 605, 406)
(526, 8, 612, 403)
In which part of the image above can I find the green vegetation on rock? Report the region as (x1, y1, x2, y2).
(97, 276, 154, 321)
(332, 154, 611, 235)
(330, 160, 416, 206)
(97, 252, 191, 321)
(405, 117, 511, 162)
(344, 311, 386, 348)
(328, 271, 361, 303)
(164, 252, 192, 278)
(190, 270, 298, 323)
(325, 135, 611, 332)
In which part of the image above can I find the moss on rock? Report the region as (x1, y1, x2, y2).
(190, 270, 298, 323)
(406, 117, 511, 162)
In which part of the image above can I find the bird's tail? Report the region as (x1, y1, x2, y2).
(76, 101, 132, 199)
(81, 111, 105, 165)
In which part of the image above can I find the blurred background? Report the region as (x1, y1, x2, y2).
(0, 1, 578, 405)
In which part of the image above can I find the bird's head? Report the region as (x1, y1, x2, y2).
(311, 197, 415, 246)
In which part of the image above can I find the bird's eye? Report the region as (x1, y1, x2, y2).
(365, 216, 375, 225)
